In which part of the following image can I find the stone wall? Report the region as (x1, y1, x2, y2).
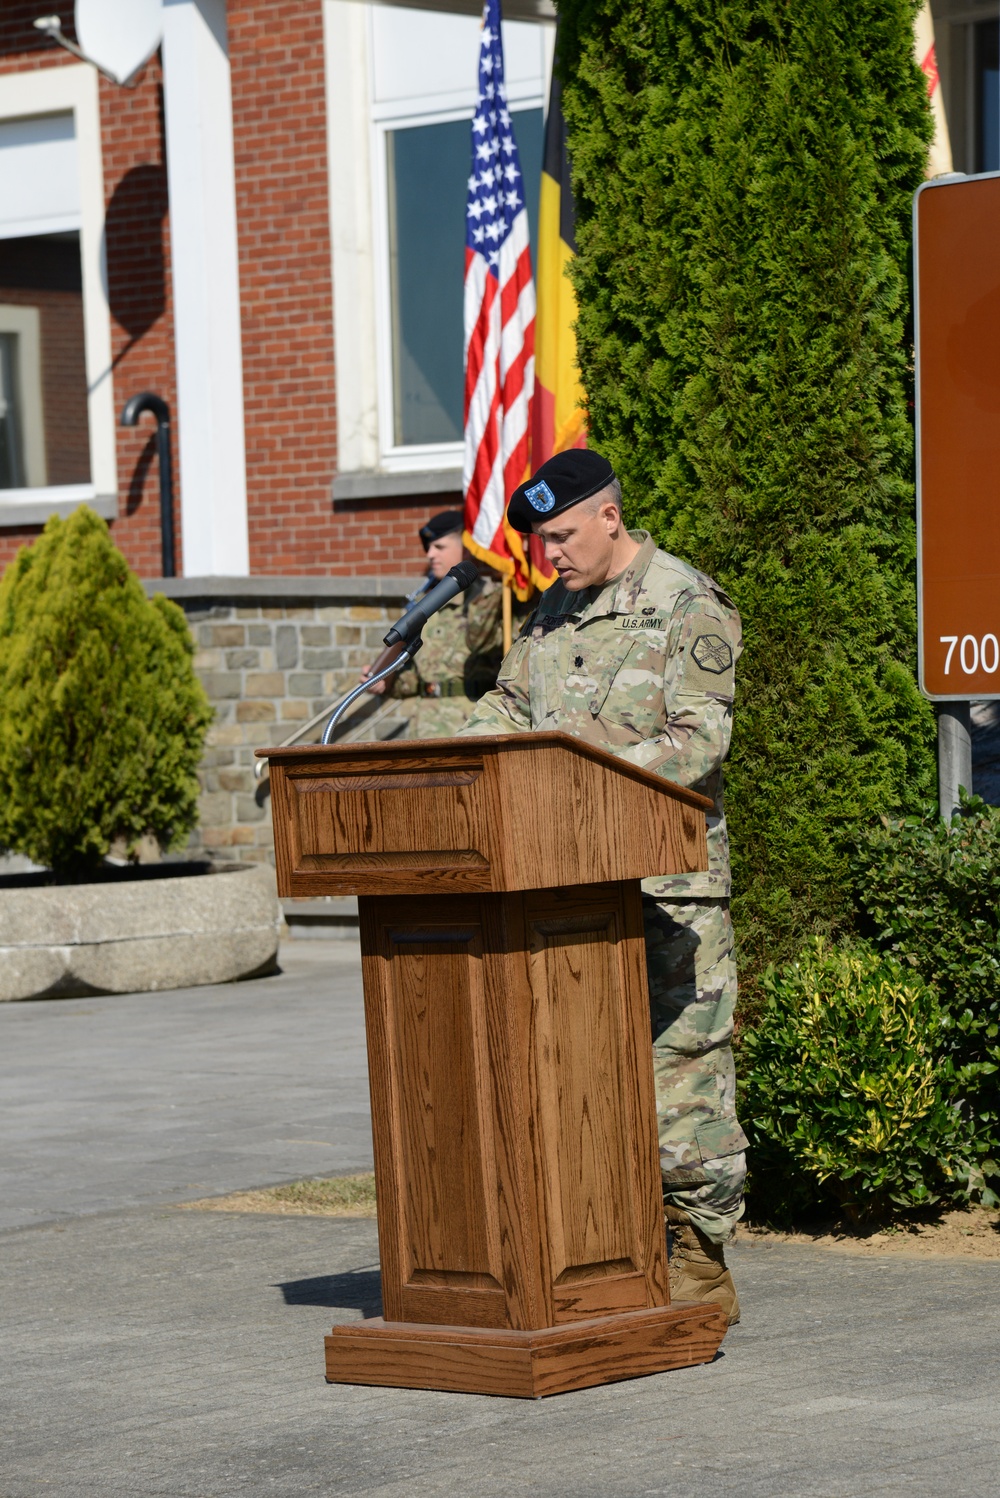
(152, 576, 416, 867)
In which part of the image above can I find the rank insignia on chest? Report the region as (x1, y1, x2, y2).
(692, 633, 733, 673)
(617, 614, 666, 632)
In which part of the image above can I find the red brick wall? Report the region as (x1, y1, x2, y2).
(330, 494, 461, 570)
(0, 10, 176, 574)
(227, 0, 340, 575)
(101, 56, 180, 578)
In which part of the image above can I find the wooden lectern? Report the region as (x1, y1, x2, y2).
(263, 732, 727, 1398)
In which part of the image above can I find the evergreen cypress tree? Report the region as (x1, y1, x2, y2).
(0, 507, 212, 876)
(558, 0, 937, 984)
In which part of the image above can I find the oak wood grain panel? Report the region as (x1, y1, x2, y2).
(388, 925, 499, 1276)
(327, 1327, 536, 1398)
(263, 733, 713, 812)
(492, 742, 707, 892)
(265, 733, 710, 897)
(476, 895, 547, 1331)
(281, 865, 496, 898)
(526, 1304, 727, 1397)
(524, 884, 668, 1322)
(383, 909, 506, 1327)
(296, 851, 489, 873)
(551, 1271, 652, 1320)
(299, 770, 482, 792)
(526, 897, 647, 1320)
(397, 1284, 506, 1329)
(290, 776, 486, 864)
(357, 896, 408, 1323)
(324, 1303, 727, 1398)
(268, 759, 298, 897)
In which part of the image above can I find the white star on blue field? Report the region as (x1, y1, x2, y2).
(465, 0, 526, 275)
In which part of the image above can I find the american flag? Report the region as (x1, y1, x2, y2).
(462, 0, 536, 598)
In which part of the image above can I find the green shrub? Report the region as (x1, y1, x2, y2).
(852, 795, 1000, 1141)
(0, 507, 212, 876)
(557, 0, 937, 988)
(740, 939, 993, 1225)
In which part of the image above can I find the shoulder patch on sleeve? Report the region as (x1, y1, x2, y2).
(691, 633, 733, 674)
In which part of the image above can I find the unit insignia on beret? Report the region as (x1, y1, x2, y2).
(525, 480, 556, 513)
(506, 448, 616, 532)
(692, 634, 733, 674)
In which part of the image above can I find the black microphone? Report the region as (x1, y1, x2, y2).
(383, 560, 479, 648)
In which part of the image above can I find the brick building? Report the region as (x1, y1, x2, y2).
(0, 0, 992, 874)
(0, 0, 554, 579)
(0, 0, 555, 877)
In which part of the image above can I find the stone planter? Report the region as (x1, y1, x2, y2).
(0, 863, 281, 1002)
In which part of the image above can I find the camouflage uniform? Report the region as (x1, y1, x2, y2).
(461, 532, 747, 1242)
(391, 576, 504, 738)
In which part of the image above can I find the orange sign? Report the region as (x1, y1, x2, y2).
(915, 173, 1000, 700)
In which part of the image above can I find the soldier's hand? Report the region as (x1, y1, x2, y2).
(360, 664, 388, 695)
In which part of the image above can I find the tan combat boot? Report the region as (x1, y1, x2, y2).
(665, 1205, 741, 1325)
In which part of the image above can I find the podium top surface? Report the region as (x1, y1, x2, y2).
(261, 731, 712, 897)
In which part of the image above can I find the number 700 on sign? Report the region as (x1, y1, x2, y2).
(939, 635, 1000, 677)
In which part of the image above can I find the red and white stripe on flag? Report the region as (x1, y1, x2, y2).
(462, 0, 536, 600)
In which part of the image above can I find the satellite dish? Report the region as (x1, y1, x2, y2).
(75, 0, 162, 87)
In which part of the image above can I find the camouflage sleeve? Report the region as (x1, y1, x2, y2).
(613, 600, 738, 787)
(458, 629, 532, 736)
(386, 657, 418, 700)
(464, 582, 504, 657)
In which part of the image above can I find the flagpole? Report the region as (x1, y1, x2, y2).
(502, 577, 513, 654)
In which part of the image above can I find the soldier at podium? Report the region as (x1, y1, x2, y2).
(361, 510, 504, 737)
(460, 449, 747, 1325)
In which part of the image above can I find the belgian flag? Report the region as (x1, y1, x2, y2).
(531, 64, 586, 472)
(521, 61, 587, 592)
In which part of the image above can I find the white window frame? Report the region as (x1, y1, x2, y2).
(370, 69, 546, 472)
(0, 65, 116, 527)
(371, 99, 482, 472)
(323, 1, 551, 481)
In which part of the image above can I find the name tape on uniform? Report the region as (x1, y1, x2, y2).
(617, 614, 667, 632)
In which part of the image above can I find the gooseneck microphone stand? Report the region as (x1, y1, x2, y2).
(320, 639, 423, 745)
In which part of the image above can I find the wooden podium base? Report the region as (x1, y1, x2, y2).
(325, 1303, 727, 1399)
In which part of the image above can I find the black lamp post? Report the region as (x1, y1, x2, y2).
(120, 392, 175, 578)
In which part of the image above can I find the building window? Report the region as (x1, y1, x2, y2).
(0, 234, 90, 492)
(932, 3, 1000, 177)
(0, 68, 117, 523)
(385, 106, 543, 448)
(0, 332, 22, 487)
(365, 5, 550, 471)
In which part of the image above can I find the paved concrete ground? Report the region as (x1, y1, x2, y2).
(1, 942, 371, 1232)
(3, 944, 999, 1497)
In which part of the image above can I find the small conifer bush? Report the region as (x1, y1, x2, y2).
(852, 795, 1000, 1161)
(740, 940, 995, 1226)
(0, 507, 212, 876)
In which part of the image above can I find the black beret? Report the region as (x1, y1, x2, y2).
(507, 449, 616, 532)
(418, 509, 465, 552)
